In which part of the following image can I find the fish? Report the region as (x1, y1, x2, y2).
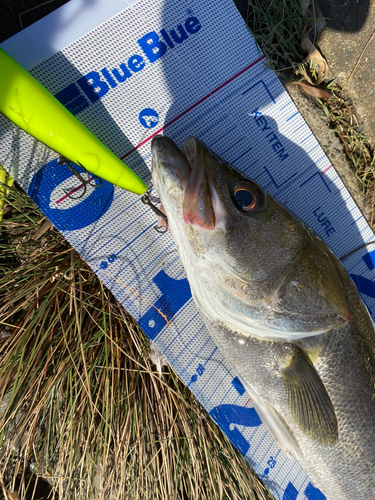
(150, 134, 375, 499)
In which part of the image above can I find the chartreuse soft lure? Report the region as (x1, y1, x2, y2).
(0, 165, 14, 222)
(0, 48, 147, 195)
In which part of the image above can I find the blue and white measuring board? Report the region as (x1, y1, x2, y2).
(0, 0, 374, 498)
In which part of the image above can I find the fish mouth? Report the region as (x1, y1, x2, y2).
(181, 137, 216, 230)
(151, 135, 190, 190)
(151, 136, 216, 231)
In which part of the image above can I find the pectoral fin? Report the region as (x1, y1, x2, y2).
(282, 348, 338, 444)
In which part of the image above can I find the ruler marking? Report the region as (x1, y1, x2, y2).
(162, 312, 200, 357)
(279, 101, 292, 111)
(115, 242, 176, 300)
(220, 136, 246, 155)
(89, 207, 152, 258)
(293, 123, 306, 134)
(286, 111, 299, 122)
(209, 125, 238, 146)
(124, 256, 181, 308)
(170, 325, 205, 364)
(180, 336, 212, 377)
(232, 146, 253, 164)
(121, 55, 266, 158)
(300, 133, 313, 144)
(198, 113, 231, 138)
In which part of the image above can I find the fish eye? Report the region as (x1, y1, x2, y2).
(233, 181, 264, 212)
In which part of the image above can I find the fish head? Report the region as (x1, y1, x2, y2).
(151, 135, 349, 341)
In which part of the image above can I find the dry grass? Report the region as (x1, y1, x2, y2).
(319, 88, 375, 195)
(0, 185, 274, 500)
(235, 0, 313, 71)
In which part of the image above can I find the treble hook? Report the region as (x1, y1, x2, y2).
(141, 190, 169, 233)
(57, 156, 102, 200)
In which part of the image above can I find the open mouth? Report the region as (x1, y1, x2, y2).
(151, 135, 190, 186)
(151, 135, 216, 230)
(182, 154, 215, 230)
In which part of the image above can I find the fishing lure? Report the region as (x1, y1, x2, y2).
(0, 48, 146, 195)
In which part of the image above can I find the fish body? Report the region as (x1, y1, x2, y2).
(151, 135, 375, 499)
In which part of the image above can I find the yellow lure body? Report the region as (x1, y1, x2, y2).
(0, 48, 146, 195)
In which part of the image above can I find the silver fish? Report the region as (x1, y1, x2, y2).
(151, 135, 375, 499)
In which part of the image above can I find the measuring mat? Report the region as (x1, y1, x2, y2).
(1, 0, 374, 498)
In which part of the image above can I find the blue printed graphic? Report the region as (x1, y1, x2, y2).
(78, 71, 109, 103)
(263, 455, 276, 475)
(283, 482, 298, 500)
(282, 481, 326, 500)
(139, 108, 159, 129)
(188, 361, 207, 386)
(197, 364, 205, 376)
(304, 482, 326, 499)
(363, 250, 375, 271)
(138, 270, 192, 340)
(54, 16, 202, 115)
(209, 404, 262, 455)
(28, 159, 114, 231)
(55, 83, 89, 116)
(100, 254, 117, 269)
(350, 274, 375, 299)
(231, 376, 246, 396)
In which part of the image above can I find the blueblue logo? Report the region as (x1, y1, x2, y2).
(54, 16, 202, 117)
(28, 159, 114, 232)
(139, 108, 159, 129)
